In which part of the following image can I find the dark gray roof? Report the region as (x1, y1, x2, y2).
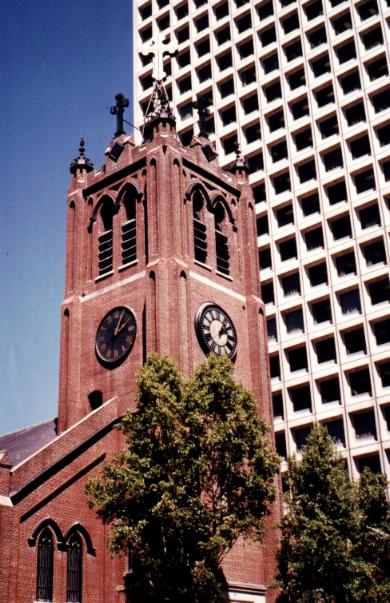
(0, 419, 57, 467)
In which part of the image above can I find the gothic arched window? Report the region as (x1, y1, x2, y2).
(192, 189, 207, 264)
(67, 534, 83, 602)
(214, 202, 230, 275)
(36, 528, 54, 601)
(121, 189, 137, 265)
(98, 198, 115, 276)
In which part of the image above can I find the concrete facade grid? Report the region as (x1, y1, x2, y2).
(134, 0, 390, 487)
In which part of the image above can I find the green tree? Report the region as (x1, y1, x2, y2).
(87, 354, 279, 603)
(277, 424, 390, 602)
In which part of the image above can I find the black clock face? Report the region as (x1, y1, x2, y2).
(96, 307, 136, 366)
(195, 303, 237, 359)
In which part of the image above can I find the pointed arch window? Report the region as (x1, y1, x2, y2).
(67, 534, 82, 602)
(192, 189, 208, 264)
(214, 202, 230, 275)
(121, 189, 137, 265)
(98, 200, 115, 276)
(36, 528, 54, 601)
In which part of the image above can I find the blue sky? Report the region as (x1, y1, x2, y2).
(0, 0, 132, 434)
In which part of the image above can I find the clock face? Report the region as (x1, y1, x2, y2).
(195, 303, 237, 359)
(95, 306, 136, 366)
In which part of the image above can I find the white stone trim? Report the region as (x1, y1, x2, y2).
(189, 270, 246, 303)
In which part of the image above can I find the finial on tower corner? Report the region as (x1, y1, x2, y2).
(70, 137, 94, 175)
(79, 137, 86, 157)
(229, 140, 249, 176)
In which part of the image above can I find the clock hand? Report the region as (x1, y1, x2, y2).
(114, 310, 125, 337)
(116, 316, 131, 336)
(218, 319, 229, 338)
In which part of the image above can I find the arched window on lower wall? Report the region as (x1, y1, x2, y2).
(36, 528, 54, 601)
(67, 534, 83, 602)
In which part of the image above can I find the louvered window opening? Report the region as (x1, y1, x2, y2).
(67, 537, 82, 602)
(98, 230, 113, 275)
(216, 231, 230, 274)
(36, 531, 53, 601)
(194, 218, 207, 263)
(122, 219, 137, 264)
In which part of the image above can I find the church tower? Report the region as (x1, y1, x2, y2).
(58, 97, 272, 434)
(55, 53, 278, 599)
(0, 35, 279, 603)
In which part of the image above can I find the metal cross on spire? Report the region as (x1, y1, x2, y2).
(192, 96, 212, 139)
(140, 31, 177, 82)
(110, 93, 130, 138)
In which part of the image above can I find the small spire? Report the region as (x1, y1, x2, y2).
(143, 82, 175, 140)
(229, 141, 249, 175)
(70, 137, 94, 175)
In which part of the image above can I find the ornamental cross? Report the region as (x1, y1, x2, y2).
(140, 31, 177, 82)
(192, 97, 211, 138)
(110, 93, 130, 137)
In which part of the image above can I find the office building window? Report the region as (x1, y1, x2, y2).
(284, 308, 304, 333)
(289, 384, 311, 412)
(349, 368, 372, 396)
(318, 377, 341, 404)
(339, 289, 361, 314)
(351, 409, 377, 438)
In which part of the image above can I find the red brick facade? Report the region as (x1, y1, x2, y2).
(0, 117, 280, 603)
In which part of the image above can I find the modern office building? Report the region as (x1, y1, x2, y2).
(133, 0, 390, 485)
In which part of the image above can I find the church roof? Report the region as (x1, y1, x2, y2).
(0, 419, 57, 467)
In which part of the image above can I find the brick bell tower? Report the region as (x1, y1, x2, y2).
(57, 59, 278, 598)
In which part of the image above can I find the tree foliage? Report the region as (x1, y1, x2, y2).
(277, 424, 390, 602)
(86, 354, 279, 602)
